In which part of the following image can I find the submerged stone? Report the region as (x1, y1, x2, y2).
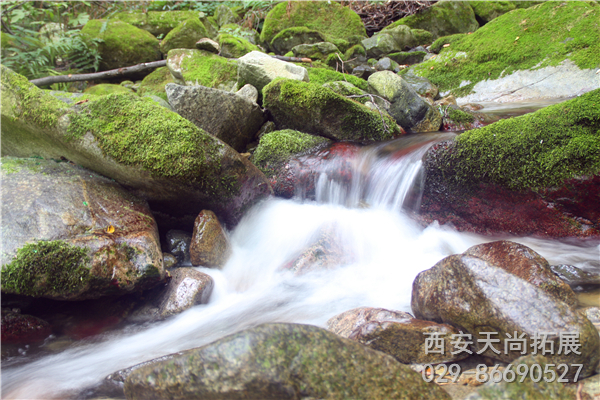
(123, 323, 451, 399)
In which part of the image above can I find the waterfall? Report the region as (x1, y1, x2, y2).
(2, 134, 597, 399)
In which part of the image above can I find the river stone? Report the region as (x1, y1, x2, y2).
(328, 307, 469, 364)
(195, 38, 220, 54)
(166, 230, 192, 265)
(80, 19, 161, 71)
(362, 33, 401, 58)
(160, 18, 210, 54)
(550, 264, 600, 288)
(189, 210, 231, 268)
(352, 65, 376, 80)
(263, 79, 402, 142)
(464, 355, 577, 399)
(163, 253, 178, 269)
(157, 268, 213, 318)
(237, 51, 309, 93)
(269, 27, 327, 55)
(218, 34, 260, 59)
(375, 57, 400, 72)
(402, 70, 440, 99)
(1, 308, 52, 344)
(368, 71, 441, 132)
(166, 83, 265, 153)
(291, 42, 340, 60)
(123, 323, 452, 400)
(411, 242, 600, 380)
(1, 157, 164, 300)
(384, 24, 417, 50)
(1, 66, 271, 228)
(166, 49, 238, 91)
(235, 83, 259, 104)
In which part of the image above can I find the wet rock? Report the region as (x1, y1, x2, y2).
(166, 230, 192, 265)
(352, 65, 376, 80)
(264, 79, 402, 141)
(160, 18, 209, 54)
(551, 264, 600, 289)
(368, 71, 441, 133)
(157, 268, 213, 318)
(401, 70, 439, 99)
(195, 37, 220, 54)
(1, 157, 164, 300)
(189, 210, 231, 268)
(123, 323, 451, 400)
(282, 223, 349, 275)
(435, 94, 457, 107)
(464, 355, 577, 399)
(439, 104, 494, 131)
(412, 241, 599, 379)
(235, 83, 258, 104)
(256, 120, 276, 140)
(1, 308, 52, 344)
(237, 51, 308, 93)
(327, 307, 468, 364)
(162, 253, 178, 269)
(1, 66, 271, 228)
(166, 83, 264, 153)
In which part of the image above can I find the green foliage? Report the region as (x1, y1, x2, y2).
(451, 89, 600, 190)
(2, 240, 91, 297)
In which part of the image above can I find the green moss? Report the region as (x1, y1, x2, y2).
(172, 49, 238, 88)
(2, 240, 91, 296)
(160, 18, 209, 54)
(411, 29, 434, 45)
(218, 23, 257, 44)
(306, 67, 368, 91)
(445, 106, 474, 123)
(138, 66, 174, 102)
(470, 1, 516, 24)
(450, 89, 600, 190)
(430, 33, 467, 53)
(260, 1, 366, 46)
(408, 1, 600, 95)
(80, 19, 161, 71)
(84, 84, 135, 96)
(1, 66, 68, 128)
(345, 44, 366, 60)
(252, 129, 329, 174)
(114, 10, 201, 36)
(65, 93, 230, 192)
(217, 33, 260, 58)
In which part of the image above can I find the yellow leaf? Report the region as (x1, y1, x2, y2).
(515, 36, 520, 41)
(106, 225, 115, 234)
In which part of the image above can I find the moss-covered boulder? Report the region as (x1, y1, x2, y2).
(166, 49, 238, 91)
(269, 27, 327, 55)
(405, 1, 600, 101)
(217, 33, 260, 58)
(80, 19, 161, 71)
(263, 79, 403, 142)
(84, 83, 135, 96)
(123, 323, 451, 399)
(383, 1, 479, 39)
(419, 90, 600, 237)
(213, 4, 239, 28)
(412, 241, 599, 380)
(291, 42, 340, 61)
(137, 66, 174, 102)
(237, 51, 308, 93)
(411, 28, 433, 46)
(306, 67, 369, 91)
(165, 83, 265, 153)
(160, 18, 210, 54)
(260, 2, 366, 51)
(1, 157, 165, 300)
(252, 129, 330, 177)
(113, 10, 201, 37)
(0, 66, 271, 227)
(361, 33, 402, 58)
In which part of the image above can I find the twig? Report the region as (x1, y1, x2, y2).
(30, 60, 167, 87)
(272, 55, 312, 64)
(575, 382, 582, 400)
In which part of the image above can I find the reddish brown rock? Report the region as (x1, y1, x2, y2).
(1, 309, 52, 344)
(189, 210, 231, 268)
(328, 307, 469, 364)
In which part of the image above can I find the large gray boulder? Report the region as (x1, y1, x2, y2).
(124, 323, 451, 399)
(1, 157, 164, 300)
(367, 71, 442, 132)
(0, 66, 272, 227)
(412, 241, 599, 380)
(237, 51, 309, 93)
(166, 83, 265, 152)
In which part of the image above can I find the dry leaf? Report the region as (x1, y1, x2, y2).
(515, 36, 520, 41)
(106, 225, 115, 234)
(443, 43, 450, 48)
(430, 66, 434, 70)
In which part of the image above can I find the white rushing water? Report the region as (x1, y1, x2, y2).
(2, 137, 598, 399)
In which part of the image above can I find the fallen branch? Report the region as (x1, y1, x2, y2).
(271, 55, 312, 63)
(29, 60, 167, 87)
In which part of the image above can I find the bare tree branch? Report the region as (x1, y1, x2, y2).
(30, 60, 167, 87)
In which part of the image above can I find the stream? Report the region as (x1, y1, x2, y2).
(2, 108, 599, 399)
